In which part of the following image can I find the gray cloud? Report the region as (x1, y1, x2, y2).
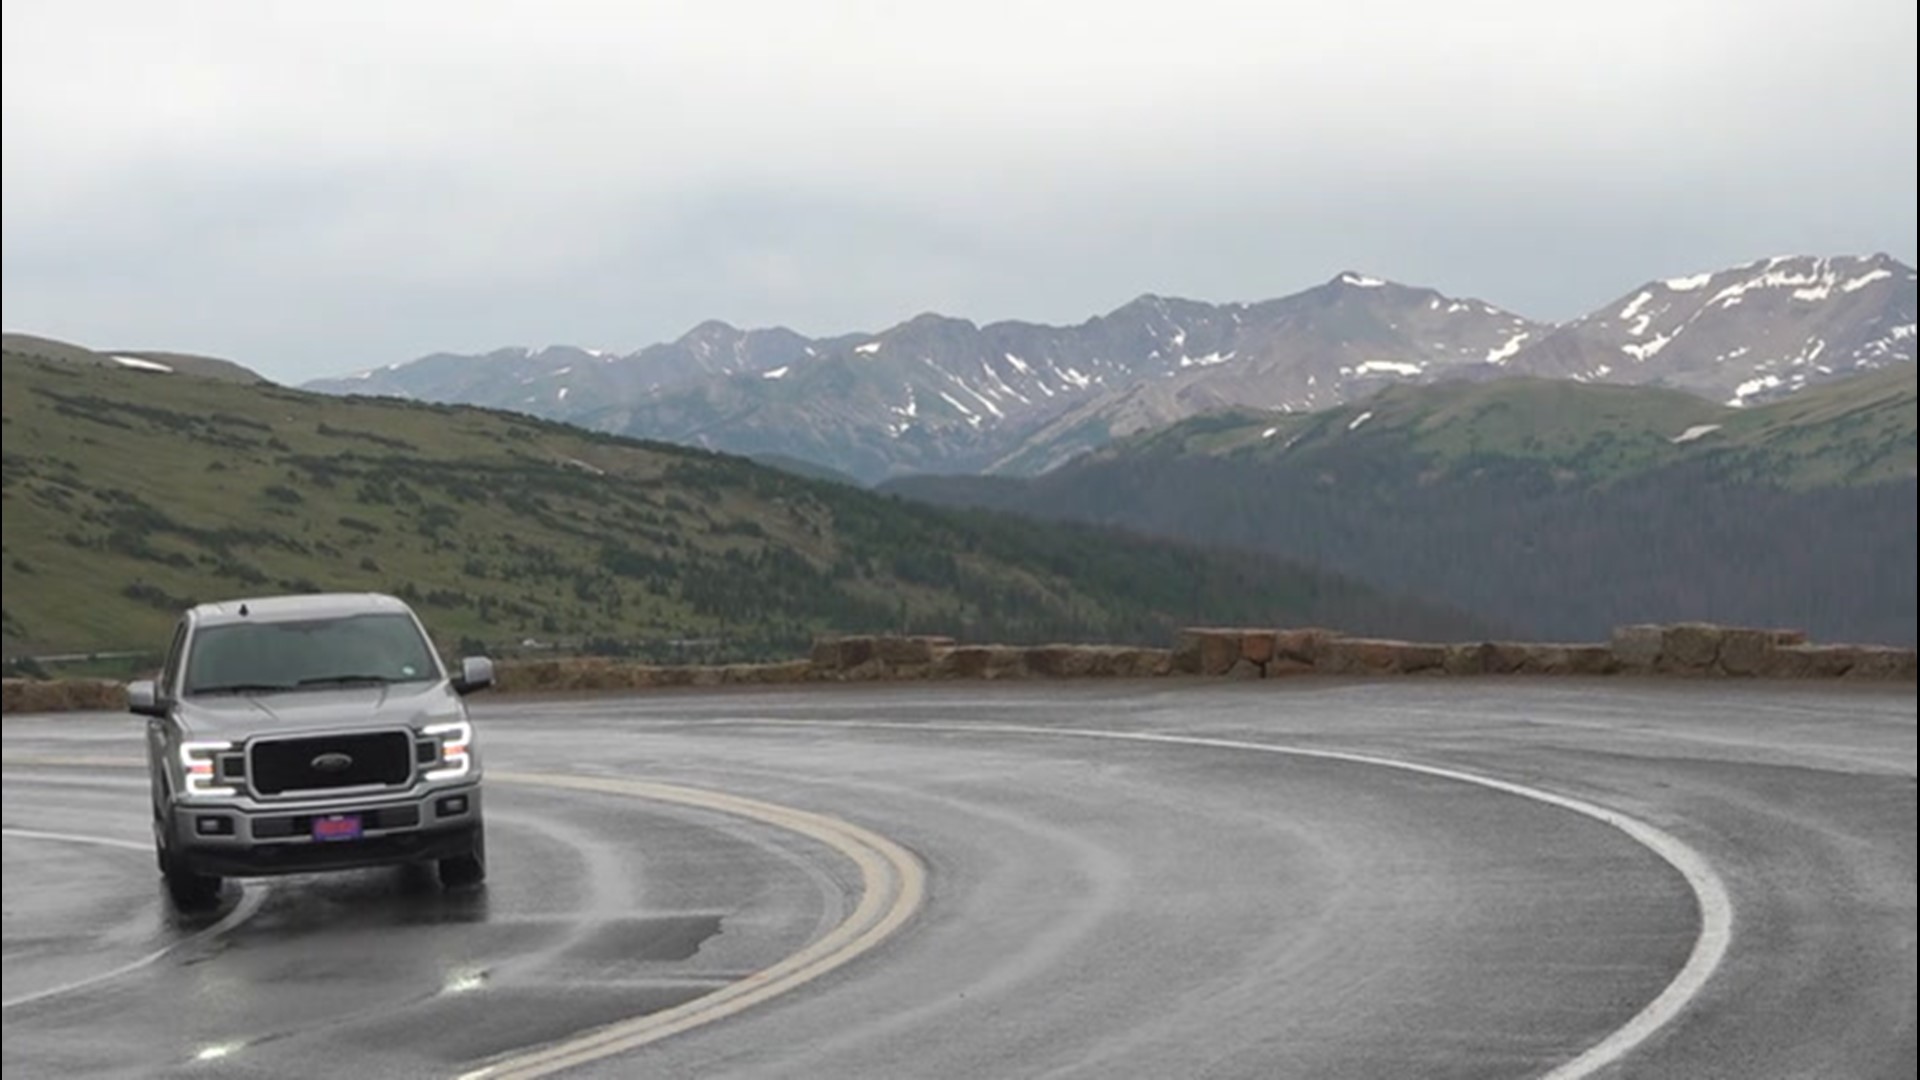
(4, 0, 1914, 382)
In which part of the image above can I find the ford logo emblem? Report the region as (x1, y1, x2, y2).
(311, 752, 354, 773)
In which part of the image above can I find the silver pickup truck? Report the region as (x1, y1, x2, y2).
(127, 592, 491, 910)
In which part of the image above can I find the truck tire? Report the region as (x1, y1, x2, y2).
(161, 847, 223, 911)
(438, 823, 486, 889)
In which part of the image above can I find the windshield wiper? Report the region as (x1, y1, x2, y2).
(296, 674, 394, 687)
(192, 683, 296, 696)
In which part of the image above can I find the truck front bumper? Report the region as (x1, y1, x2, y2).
(169, 783, 482, 878)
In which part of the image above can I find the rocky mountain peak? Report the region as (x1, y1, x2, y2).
(1330, 270, 1393, 289)
(1513, 253, 1914, 405)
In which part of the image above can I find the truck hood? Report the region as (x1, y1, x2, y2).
(175, 681, 465, 740)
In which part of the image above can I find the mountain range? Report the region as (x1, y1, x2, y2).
(305, 254, 1917, 483)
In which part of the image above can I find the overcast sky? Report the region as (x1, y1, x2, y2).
(4, 0, 1915, 383)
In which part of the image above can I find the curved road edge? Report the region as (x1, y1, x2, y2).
(4, 715, 1730, 1080)
(726, 719, 1735, 1080)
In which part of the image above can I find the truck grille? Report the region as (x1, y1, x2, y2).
(249, 731, 413, 796)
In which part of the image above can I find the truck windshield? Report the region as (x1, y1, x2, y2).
(184, 613, 440, 695)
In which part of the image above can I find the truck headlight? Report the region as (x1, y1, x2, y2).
(422, 720, 473, 781)
(180, 740, 238, 799)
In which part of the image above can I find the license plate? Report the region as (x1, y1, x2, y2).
(312, 814, 363, 842)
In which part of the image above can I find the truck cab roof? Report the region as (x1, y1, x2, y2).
(187, 592, 416, 629)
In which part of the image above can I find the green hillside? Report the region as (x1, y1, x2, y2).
(887, 369, 1918, 645)
(1093, 369, 1917, 489)
(1, 332, 267, 385)
(0, 350, 1478, 661)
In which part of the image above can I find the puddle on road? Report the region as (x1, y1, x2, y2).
(556, 913, 727, 968)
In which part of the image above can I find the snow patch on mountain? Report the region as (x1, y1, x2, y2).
(954, 378, 1005, 419)
(1619, 291, 1656, 328)
(1843, 269, 1894, 292)
(1731, 374, 1785, 405)
(1706, 257, 1870, 309)
(112, 355, 172, 373)
(937, 390, 983, 428)
(1671, 423, 1721, 444)
(1622, 332, 1674, 362)
(1485, 330, 1531, 365)
(1350, 359, 1423, 377)
(1179, 351, 1233, 369)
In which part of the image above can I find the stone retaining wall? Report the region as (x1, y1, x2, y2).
(1163, 622, 1912, 681)
(2, 677, 127, 716)
(3, 622, 1911, 713)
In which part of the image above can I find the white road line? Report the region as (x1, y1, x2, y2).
(720, 719, 1734, 1080)
(0, 828, 266, 1011)
(1, 826, 149, 853)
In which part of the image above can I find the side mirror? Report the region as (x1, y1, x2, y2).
(453, 656, 495, 695)
(126, 679, 168, 718)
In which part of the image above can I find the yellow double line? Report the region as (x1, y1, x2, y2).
(464, 771, 926, 1079)
(1, 754, 927, 1079)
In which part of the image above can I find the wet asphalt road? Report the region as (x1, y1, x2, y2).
(2, 679, 1913, 1079)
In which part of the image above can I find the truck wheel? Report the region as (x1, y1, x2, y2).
(161, 848, 223, 911)
(438, 824, 486, 889)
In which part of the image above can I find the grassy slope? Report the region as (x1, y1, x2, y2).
(1711, 366, 1917, 486)
(884, 369, 1917, 644)
(1090, 369, 1916, 488)
(0, 353, 1477, 659)
(1, 332, 266, 385)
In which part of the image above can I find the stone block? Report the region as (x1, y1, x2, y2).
(1610, 625, 1665, 673)
(1395, 643, 1448, 673)
(1274, 628, 1339, 664)
(1443, 643, 1491, 676)
(1241, 631, 1278, 665)
(1564, 645, 1620, 676)
(810, 636, 875, 671)
(1715, 629, 1775, 677)
(1660, 623, 1725, 673)
(1842, 646, 1918, 681)
(1317, 638, 1407, 675)
(874, 636, 949, 666)
(1763, 645, 1854, 678)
